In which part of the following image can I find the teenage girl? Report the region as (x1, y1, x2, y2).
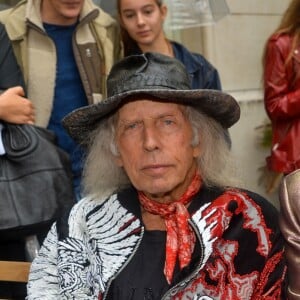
(117, 0, 222, 90)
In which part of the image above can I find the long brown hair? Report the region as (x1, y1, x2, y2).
(263, 0, 300, 66)
(117, 0, 163, 56)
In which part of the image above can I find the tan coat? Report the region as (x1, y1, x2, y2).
(0, 0, 122, 127)
(279, 169, 300, 299)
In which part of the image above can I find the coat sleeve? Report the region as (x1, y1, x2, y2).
(263, 37, 300, 122)
(27, 224, 60, 299)
(203, 62, 222, 91)
(191, 53, 222, 90)
(251, 225, 287, 299)
(279, 170, 300, 299)
(0, 22, 25, 91)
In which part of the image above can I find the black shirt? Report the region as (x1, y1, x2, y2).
(106, 230, 169, 300)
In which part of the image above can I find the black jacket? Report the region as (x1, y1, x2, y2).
(27, 186, 287, 299)
(0, 22, 25, 91)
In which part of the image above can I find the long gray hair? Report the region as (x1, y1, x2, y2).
(82, 105, 240, 199)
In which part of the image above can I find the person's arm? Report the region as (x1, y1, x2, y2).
(207, 68, 222, 90)
(279, 170, 300, 300)
(0, 87, 34, 156)
(27, 224, 60, 299)
(0, 22, 24, 89)
(238, 191, 287, 299)
(0, 87, 34, 124)
(188, 53, 222, 90)
(202, 59, 222, 91)
(0, 23, 34, 124)
(264, 36, 300, 122)
(27, 199, 92, 299)
(252, 229, 287, 299)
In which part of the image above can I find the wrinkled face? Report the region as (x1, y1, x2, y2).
(119, 0, 166, 47)
(41, 0, 84, 25)
(115, 100, 201, 202)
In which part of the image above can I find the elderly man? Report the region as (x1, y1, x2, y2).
(27, 53, 287, 299)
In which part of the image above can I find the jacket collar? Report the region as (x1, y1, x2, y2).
(4, 0, 115, 41)
(117, 185, 224, 215)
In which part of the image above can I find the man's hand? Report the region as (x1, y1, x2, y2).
(0, 86, 35, 124)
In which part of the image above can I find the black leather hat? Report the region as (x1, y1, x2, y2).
(63, 52, 240, 143)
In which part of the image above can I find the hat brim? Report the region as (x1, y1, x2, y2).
(62, 89, 240, 144)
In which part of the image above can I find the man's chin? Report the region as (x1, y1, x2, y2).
(141, 186, 175, 202)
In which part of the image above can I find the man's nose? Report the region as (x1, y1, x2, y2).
(142, 124, 161, 152)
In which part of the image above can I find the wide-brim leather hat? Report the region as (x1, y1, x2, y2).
(63, 52, 240, 144)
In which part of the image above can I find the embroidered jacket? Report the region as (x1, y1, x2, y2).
(27, 186, 287, 299)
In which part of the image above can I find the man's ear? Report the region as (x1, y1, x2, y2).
(193, 143, 201, 159)
(114, 155, 124, 167)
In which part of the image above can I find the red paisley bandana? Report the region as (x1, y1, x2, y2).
(138, 173, 201, 284)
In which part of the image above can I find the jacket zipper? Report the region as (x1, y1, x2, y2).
(71, 9, 101, 105)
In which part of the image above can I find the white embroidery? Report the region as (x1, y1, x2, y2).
(28, 193, 142, 299)
(191, 203, 218, 271)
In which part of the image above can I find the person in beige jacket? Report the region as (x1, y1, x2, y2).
(0, 0, 123, 200)
(0, 1, 122, 298)
(280, 169, 300, 300)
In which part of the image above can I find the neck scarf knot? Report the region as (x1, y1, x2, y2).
(138, 173, 201, 284)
